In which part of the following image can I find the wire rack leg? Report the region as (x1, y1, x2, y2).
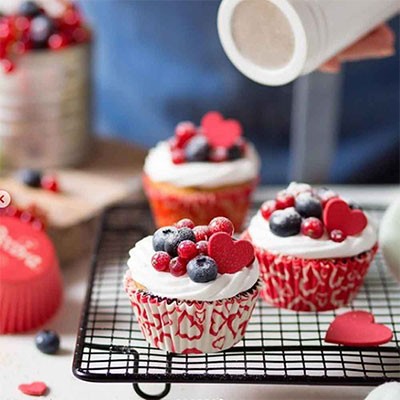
(132, 383, 171, 400)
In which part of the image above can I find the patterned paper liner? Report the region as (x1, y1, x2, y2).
(242, 231, 378, 312)
(142, 174, 257, 230)
(124, 272, 261, 354)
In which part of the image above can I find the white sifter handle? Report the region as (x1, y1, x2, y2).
(218, 0, 400, 86)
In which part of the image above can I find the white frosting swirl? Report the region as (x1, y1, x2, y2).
(127, 236, 259, 301)
(143, 141, 260, 188)
(248, 211, 377, 259)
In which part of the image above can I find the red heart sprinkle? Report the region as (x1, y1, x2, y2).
(208, 232, 254, 274)
(325, 311, 393, 346)
(323, 198, 367, 236)
(201, 111, 243, 148)
(18, 382, 48, 397)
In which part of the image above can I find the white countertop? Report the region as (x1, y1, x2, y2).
(1, 185, 398, 400)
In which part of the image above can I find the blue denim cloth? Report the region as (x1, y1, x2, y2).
(79, 0, 399, 184)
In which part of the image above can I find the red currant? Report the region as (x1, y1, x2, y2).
(196, 240, 208, 255)
(20, 211, 34, 224)
(175, 218, 195, 229)
(208, 217, 234, 236)
(330, 229, 346, 243)
(209, 147, 228, 162)
(41, 175, 59, 192)
(5, 205, 21, 218)
(175, 121, 196, 148)
(72, 27, 90, 43)
(31, 218, 45, 231)
(171, 149, 185, 164)
(276, 190, 295, 209)
(1, 59, 15, 74)
(261, 200, 276, 220)
(301, 217, 324, 239)
(48, 33, 68, 50)
(151, 251, 171, 272)
(169, 257, 187, 276)
(177, 240, 198, 259)
(193, 225, 210, 241)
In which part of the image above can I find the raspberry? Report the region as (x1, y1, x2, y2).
(41, 175, 59, 192)
(169, 257, 187, 276)
(301, 217, 324, 239)
(196, 240, 208, 255)
(177, 240, 198, 260)
(151, 251, 171, 272)
(175, 122, 197, 148)
(193, 225, 210, 241)
(276, 190, 295, 209)
(171, 149, 185, 164)
(175, 218, 195, 229)
(330, 229, 346, 243)
(261, 200, 276, 220)
(208, 217, 234, 236)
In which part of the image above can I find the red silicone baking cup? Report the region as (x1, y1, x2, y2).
(243, 232, 378, 312)
(142, 174, 257, 231)
(124, 272, 260, 354)
(0, 215, 63, 333)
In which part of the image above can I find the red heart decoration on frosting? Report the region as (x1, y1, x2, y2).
(18, 381, 48, 396)
(325, 311, 393, 346)
(201, 111, 242, 148)
(208, 232, 254, 274)
(323, 198, 367, 236)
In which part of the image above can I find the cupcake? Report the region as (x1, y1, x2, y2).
(244, 182, 378, 312)
(124, 217, 260, 354)
(143, 111, 260, 230)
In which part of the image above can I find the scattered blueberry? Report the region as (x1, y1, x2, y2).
(164, 227, 196, 257)
(18, 168, 42, 188)
(152, 226, 178, 252)
(227, 144, 242, 160)
(35, 330, 60, 354)
(295, 193, 322, 219)
(185, 135, 210, 162)
(19, 1, 42, 18)
(269, 207, 302, 237)
(30, 15, 55, 48)
(187, 255, 218, 283)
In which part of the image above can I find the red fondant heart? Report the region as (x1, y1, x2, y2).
(323, 198, 367, 236)
(201, 111, 242, 148)
(208, 232, 254, 274)
(18, 381, 48, 396)
(325, 311, 393, 346)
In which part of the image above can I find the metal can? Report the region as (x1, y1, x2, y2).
(0, 43, 92, 172)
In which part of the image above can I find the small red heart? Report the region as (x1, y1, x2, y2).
(201, 111, 242, 148)
(18, 382, 48, 396)
(208, 232, 255, 274)
(325, 311, 393, 346)
(323, 198, 367, 236)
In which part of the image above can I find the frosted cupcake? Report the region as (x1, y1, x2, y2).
(244, 182, 378, 312)
(124, 217, 260, 354)
(143, 111, 260, 230)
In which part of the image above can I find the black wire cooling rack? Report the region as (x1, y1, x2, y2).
(73, 202, 400, 400)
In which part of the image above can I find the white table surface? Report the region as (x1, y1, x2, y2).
(1, 185, 399, 400)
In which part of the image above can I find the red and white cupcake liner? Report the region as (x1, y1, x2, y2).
(124, 273, 260, 354)
(252, 243, 378, 312)
(142, 174, 257, 231)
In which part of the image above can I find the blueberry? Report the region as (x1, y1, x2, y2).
(295, 193, 322, 219)
(35, 330, 60, 354)
(269, 208, 302, 237)
(152, 226, 178, 252)
(30, 15, 54, 48)
(18, 168, 42, 188)
(164, 227, 196, 256)
(187, 255, 218, 283)
(185, 135, 210, 162)
(19, 1, 42, 18)
(227, 144, 243, 160)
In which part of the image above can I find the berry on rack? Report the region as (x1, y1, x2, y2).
(208, 217, 234, 236)
(177, 240, 198, 260)
(301, 217, 324, 239)
(164, 227, 196, 257)
(295, 193, 322, 219)
(152, 226, 178, 252)
(330, 229, 347, 243)
(175, 218, 195, 229)
(35, 330, 60, 354)
(187, 255, 218, 283)
(261, 200, 276, 220)
(169, 257, 187, 277)
(269, 208, 302, 237)
(151, 251, 171, 272)
(193, 225, 210, 241)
